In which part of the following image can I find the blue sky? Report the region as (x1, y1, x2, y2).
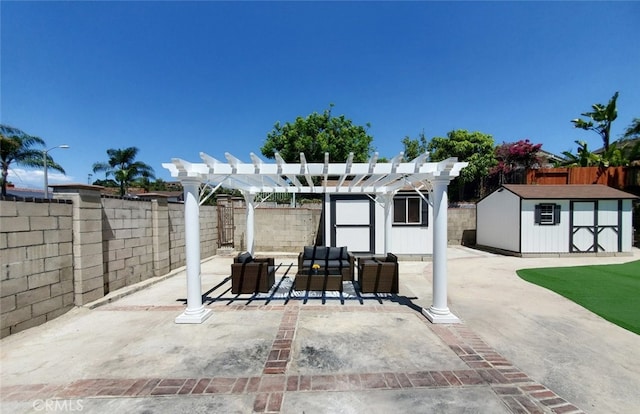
(2, 1, 639, 189)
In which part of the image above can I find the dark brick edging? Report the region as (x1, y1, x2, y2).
(429, 324, 584, 414)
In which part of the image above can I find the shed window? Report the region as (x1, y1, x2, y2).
(535, 204, 561, 225)
(393, 195, 428, 226)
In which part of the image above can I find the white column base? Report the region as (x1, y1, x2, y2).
(175, 307, 212, 324)
(422, 307, 461, 324)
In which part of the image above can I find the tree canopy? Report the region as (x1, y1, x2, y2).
(92, 147, 155, 196)
(260, 104, 374, 163)
(401, 131, 428, 161)
(426, 130, 496, 200)
(0, 124, 65, 196)
(426, 130, 496, 185)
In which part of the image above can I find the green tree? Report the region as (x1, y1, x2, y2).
(401, 130, 428, 161)
(426, 129, 496, 200)
(260, 104, 374, 163)
(92, 147, 155, 196)
(149, 178, 168, 191)
(571, 91, 619, 152)
(0, 124, 66, 196)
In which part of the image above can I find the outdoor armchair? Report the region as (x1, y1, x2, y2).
(231, 252, 275, 294)
(357, 253, 399, 294)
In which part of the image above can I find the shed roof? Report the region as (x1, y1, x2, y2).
(502, 184, 639, 200)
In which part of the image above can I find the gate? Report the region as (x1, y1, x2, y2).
(217, 204, 234, 248)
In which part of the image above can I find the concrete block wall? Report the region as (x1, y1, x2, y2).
(1, 199, 74, 338)
(167, 202, 217, 268)
(0, 187, 218, 338)
(233, 206, 323, 253)
(448, 204, 477, 245)
(101, 197, 154, 294)
(168, 203, 186, 266)
(200, 207, 218, 259)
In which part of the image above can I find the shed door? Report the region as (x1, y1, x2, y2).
(330, 195, 374, 254)
(571, 201, 597, 252)
(570, 200, 622, 253)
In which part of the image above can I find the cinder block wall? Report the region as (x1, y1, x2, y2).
(101, 197, 155, 294)
(168, 203, 186, 266)
(0, 189, 218, 338)
(233, 206, 323, 253)
(448, 205, 476, 245)
(200, 207, 218, 259)
(0, 199, 74, 338)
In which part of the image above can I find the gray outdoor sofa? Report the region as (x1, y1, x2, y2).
(297, 245, 355, 281)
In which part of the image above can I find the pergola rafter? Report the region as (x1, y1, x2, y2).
(163, 151, 468, 326)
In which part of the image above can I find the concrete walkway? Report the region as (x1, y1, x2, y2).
(1, 246, 639, 413)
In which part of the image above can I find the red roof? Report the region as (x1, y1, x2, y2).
(502, 184, 639, 200)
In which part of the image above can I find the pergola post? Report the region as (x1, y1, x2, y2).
(382, 193, 394, 254)
(244, 193, 256, 255)
(422, 176, 460, 324)
(175, 179, 212, 324)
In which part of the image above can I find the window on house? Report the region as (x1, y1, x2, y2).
(393, 195, 428, 226)
(534, 203, 561, 225)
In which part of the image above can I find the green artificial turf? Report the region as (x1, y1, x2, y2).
(516, 260, 640, 335)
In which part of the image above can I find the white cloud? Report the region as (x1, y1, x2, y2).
(7, 168, 75, 189)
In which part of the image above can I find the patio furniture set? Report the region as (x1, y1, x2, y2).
(230, 246, 399, 295)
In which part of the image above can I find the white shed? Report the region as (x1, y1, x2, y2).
(476, 184, 638, 255)
(324, 191, 432, 257)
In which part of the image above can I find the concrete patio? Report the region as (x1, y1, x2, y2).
(1, 246, 639, 413)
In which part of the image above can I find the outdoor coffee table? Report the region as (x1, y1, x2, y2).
(294, 268, 343, 292)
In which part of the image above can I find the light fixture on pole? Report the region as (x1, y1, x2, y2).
(43, 145, 70, 199)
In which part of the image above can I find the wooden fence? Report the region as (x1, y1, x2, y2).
(526, 167, 640, 189)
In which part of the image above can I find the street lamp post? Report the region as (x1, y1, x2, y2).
(43, 145, 70, 199)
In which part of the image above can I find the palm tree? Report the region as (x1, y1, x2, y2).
(623, 118, 640, 141)
(559, 140, 601, 167)
(92, 147, 155, 196)
(571, 91, 618, 152)
(0, 124, 66, 196)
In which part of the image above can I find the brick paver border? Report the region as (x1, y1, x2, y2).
(1, 302, 585, 414)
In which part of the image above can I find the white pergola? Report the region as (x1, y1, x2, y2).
(163, 151, 467, 325)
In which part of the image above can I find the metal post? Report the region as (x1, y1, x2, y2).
(43, 145, 69, 199)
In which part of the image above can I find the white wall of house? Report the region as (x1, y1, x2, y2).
(391, 225, 432, 255)
(520, 200, 570, 253)
(324, 193, 435, 255)
(476, 189, 520, 251)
